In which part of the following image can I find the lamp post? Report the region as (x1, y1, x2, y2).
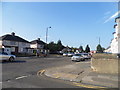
(45, 26, 51, 55)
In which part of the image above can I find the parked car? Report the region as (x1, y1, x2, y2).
(0, 52, 16, 62)
(81, 53, 91, 60)
(63, 53, 68, 56)
(71, 53, 85, 62)
(67, 52, 74, 57)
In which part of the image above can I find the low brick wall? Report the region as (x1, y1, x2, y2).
(91, 54, 119, 74)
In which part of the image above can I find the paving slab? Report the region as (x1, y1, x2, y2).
(43, 61, 119, 88)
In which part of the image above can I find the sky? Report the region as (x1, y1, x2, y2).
(1, 2, 119, 50)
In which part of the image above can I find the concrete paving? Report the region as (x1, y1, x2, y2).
(44, 60, 119, 88)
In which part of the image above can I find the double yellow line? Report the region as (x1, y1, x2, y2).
(73, 82, 107, 88)
(37, 69, 45, 76)
(37, 70, 107, 88)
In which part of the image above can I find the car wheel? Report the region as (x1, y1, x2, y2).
(77, 60, 80, 62)
(82, 59, 85, 61)
(2, 60, 7, 62)
(72, 60, 76, 62)
(9, 57, 14, 62)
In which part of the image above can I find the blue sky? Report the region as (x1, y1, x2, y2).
(1, 2, 119, 50)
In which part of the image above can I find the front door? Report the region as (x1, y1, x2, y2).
(15, 47, 18, 54)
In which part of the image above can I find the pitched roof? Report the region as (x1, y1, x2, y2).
(0, 34, 30, 43)
(30, 39, 45, 45)
(114, 24, 117, 28)
(115, 16, 120, 22)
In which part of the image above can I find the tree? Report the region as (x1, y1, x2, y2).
(57, 40, 62, 46)
(85, 45, 90, 53)
(47, 40, 65, 53)
(79, 46, 84, 53)
(57, 40, 63, 51)
(47, 42, 57, 53)
(96, 44, 103, 53)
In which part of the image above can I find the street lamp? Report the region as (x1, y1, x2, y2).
(45, 26, 51, 55)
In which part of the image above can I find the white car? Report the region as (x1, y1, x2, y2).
(71, 53, 85, 62)
(0, 52, 16, 62)
(63, 53, 68, 56)
(67, 52, 74, 57)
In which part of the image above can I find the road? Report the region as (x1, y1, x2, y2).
(2, 55, 87, 88)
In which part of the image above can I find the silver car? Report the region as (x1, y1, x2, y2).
(71, 53, 84, 62)
(0, 52, 16, 61)
(67, 52, 74, 57)
(82, 53, 91, 60)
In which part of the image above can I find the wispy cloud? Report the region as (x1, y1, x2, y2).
(104, 11, 111, 15)
(103, 11, 120, 23)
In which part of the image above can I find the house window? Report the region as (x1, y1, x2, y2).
(20, 48, 23, 52)
(10, 41, 16, 45)
(40, 45, 44, 48)
(22, 42, 26, 46)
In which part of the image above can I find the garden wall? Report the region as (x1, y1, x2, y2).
(91, 54, 119, 74)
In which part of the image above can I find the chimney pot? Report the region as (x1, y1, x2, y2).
(11, 32, 15, 36)
(38, 38, 40, 41)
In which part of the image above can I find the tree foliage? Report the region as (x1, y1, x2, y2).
(47, 40, 64, 53)
(79, 46, 84, 53)
(57, 40, 63, 51)
(96, 44, 103, 53)
(85, 45, 90, 53)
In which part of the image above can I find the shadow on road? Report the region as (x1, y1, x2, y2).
(1, 60, 26, 64)
(71, 59, 91, 62)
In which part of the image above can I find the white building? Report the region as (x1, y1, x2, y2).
(0, 32, 33, 54)
(110, 17, 120, 54)
(30, 38, 45, 53)
(104, 46, 111, 53)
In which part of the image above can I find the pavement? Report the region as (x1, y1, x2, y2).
(16, 54, 63, 59)
(42, 60, 119, 88)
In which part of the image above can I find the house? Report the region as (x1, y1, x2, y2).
(110, 16, 120, 54)
(62, 46, 72, 53)
(30, 38, 46, 54)
(104, 46, 111, 53)
(0, 32, 33, 54)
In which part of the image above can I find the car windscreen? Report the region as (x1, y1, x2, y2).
(74, 54, 82, 56)
(2, 52, 8, 55)
(83, 54, 88, 56)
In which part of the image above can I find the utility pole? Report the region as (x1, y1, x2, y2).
(45, 26, 51, 55)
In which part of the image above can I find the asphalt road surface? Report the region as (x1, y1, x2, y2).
(1, 55, 86, 88)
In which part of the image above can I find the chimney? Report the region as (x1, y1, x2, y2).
(11, 32, 15, 36)
(38, 38, 40, 41)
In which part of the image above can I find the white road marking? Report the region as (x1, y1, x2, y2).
(0, 82, 2, 83)
(16, 76, 27, 80)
